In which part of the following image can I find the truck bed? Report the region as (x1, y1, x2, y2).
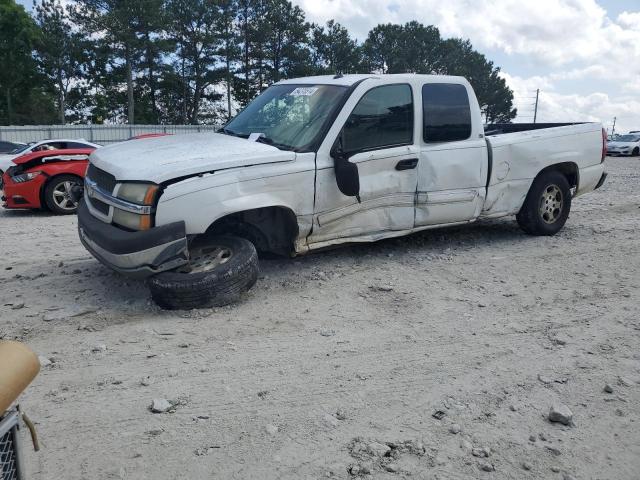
(484, 122, 588, 136)
(480, 122, 605, 218)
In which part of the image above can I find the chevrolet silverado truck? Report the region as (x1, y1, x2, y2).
(77, 74, 608, 309)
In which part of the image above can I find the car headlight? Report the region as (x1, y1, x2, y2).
(11, 171, 42, 183)
(116, 183, 159, 205)
(112, 208, 152, 231)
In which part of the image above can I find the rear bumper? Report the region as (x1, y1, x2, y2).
(594, 172, 607, 190)
(77, 199, 189, 278)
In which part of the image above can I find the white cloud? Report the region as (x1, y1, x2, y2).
(295, 0, 640, 132)
(502, 72, 640, 133)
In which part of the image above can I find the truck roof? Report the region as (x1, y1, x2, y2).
(276, 73, 468, 87)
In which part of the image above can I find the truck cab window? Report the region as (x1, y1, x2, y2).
(423, 83, 472, 142)
(342, 84, 413, 153)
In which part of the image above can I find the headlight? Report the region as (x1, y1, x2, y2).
(112, 208, 152, 231)
(11, 171, 42, 183)
(117, 183, 159, 205)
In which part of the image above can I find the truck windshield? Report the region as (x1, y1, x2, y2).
(222, 84, 348, 152)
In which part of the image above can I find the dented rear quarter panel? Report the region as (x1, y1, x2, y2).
(481, 123, 605, 217)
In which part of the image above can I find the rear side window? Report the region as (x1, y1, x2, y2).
(423, 83, 472, 143)
(342, 84, 413, 153)
(68, 142, 91, 149)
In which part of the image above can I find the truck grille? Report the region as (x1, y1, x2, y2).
(86, 164, 116, 193)
(0, 409, 22, 480)
(90, 198, 110, 215)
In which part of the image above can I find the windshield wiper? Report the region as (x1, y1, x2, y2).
(254, 135, 295, 151)
(219, 127, 244, 138)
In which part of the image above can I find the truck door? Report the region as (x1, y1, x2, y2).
(309, 83, 419, 246)
(415, 82, 488, 226)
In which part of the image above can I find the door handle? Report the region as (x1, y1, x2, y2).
(395, 158, 419, 171)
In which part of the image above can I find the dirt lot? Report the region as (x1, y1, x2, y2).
(1, 156, 639, 480)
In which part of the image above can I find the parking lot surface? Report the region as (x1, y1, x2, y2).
(1, 156, 639, 479)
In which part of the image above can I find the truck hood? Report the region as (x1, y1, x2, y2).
(89, 132, 297, 184)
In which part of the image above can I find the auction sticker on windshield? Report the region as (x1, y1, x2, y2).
(290, 87, 318, 96)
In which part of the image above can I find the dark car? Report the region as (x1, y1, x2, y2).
(0, 141, 26, 154)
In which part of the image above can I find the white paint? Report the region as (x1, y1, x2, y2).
(89, 132, 295, 184)
(86, 74, 606, 255)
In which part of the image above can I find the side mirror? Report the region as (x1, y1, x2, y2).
(331, 134, 360, 199)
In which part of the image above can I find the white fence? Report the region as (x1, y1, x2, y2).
(0, 124, 220, 145)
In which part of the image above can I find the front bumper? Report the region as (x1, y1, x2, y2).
(77, 199, 189, 278)
(1, 172, 46, 209)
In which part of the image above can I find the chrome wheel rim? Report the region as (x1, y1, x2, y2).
(539, 184, 563, 224)
(178, 245, 233, 274)
(52, 180, 79, 211)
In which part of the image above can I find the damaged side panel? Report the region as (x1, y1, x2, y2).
(155, 152, 316, 253)
(481, 125, 602, 217)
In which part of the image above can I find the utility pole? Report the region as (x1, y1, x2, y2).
(533, 89, 540, 124)
(611, 117, 617, 137)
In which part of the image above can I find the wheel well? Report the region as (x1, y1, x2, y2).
(40, 173, 83, 209)
(537, 162, 579, 189)
(204, 206, 299, 256)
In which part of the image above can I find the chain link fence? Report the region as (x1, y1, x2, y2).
(0, 124, 220, 145)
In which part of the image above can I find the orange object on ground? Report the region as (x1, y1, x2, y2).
(0, 341, 40, 412)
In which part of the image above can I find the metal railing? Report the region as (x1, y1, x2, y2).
(0, 124, 220, 145)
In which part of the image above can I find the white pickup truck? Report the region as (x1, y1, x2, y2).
(77, 74, 607, 309)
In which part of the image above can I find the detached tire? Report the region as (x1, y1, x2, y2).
(149, 236, 259, 310)
(516, 170, 571, 236)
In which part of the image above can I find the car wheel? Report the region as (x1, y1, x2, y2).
(516, 170, 572, 236)
(633, 147, 639, 157)
(148, 235, 259, 310)
(44, 174, 83, 214)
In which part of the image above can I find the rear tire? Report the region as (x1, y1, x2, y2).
(632, 147, 639, 157)
(44, 174, 82, 214)
(148, 235, 259, 310)
(516, 171, 571, 236)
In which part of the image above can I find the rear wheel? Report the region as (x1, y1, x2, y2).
(44, 174, 82, 214)
(632, 147, 639, 157)
(516, 171, 571, 236)
(148, 235, 259, 310)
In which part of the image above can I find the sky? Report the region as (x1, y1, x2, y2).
(293, 0, 640, 133)
(17, 0, 640, 133)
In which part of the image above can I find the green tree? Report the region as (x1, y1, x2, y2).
(216, 0, 240, 120)
(311, 20, 361, 75)
(262, 0, 310, 83)
(73, 0, 144, 124)
(0, 0, 42, 124)
(166, 0, 225, 124)
(363, 22, 442, 73)
(363, 22, 516, 123)
(134, 0, 169, 123)
(440, 38, 516, 122)
(33, 0, 84, 124)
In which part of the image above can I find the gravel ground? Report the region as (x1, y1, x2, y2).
(1, 156, 639, 480)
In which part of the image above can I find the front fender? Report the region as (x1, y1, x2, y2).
(154, 165, 315, 236)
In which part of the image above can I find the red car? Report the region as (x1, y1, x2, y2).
(2, 148, 94, 214)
